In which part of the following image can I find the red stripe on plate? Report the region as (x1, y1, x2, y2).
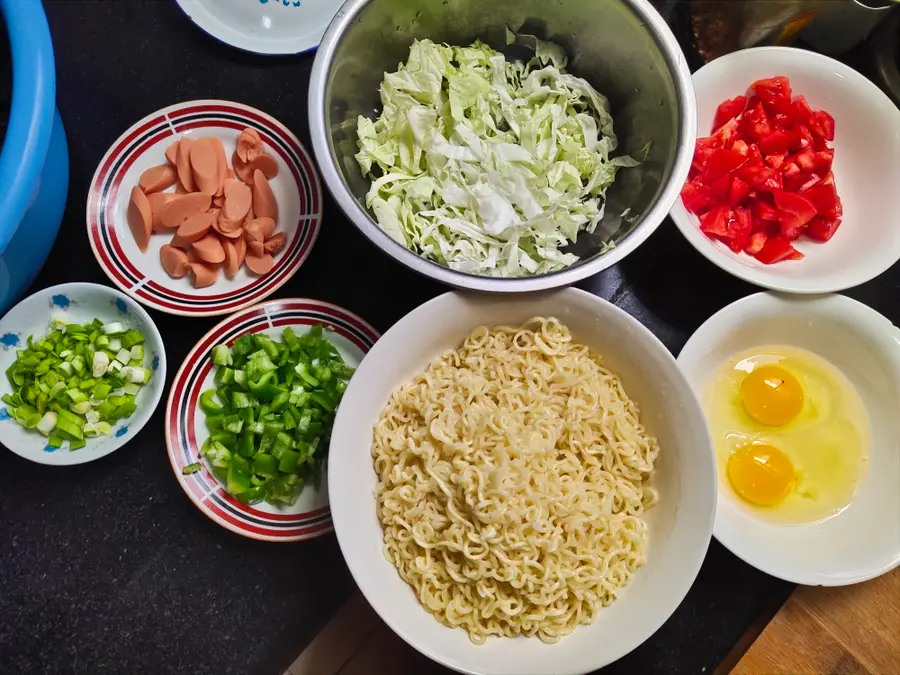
(204, 495, 332, 539)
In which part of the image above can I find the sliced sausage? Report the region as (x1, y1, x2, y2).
(213, 214, 243, 239)
(251, 170, 278, 222)
(233, 235, 247, 269)
(190, 139, 220, 196)
(128, 186, 153, 252)
(210, 137, 228, 197)
(176, 136, 196, 192)
(147, 192, 179, 232)
(232, 151, 254, 185)
(224, 180, 252, 222)
(255, 217, 275, 239)
(139, 164, 178, 194)
(251, 153, 279, 179)
(212, 194, 225, 209)
(165, 140, 180, 166)
(243, 217, 265, 244)
(222, 238, 240, 278)
(245, 251, 275, 275)
(188, 262, 218, 289)
(264, 232, 287, 255)
(192, 233, 226, 264)
(236, 128, 263, 163)
(172, 211, 214, 248)
(247, 239, 265, 258)
(160, 193, 211, 230)
(160, 244, 191, 278)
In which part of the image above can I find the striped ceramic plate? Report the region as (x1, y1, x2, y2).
(87, 100, 321, 316)
(165, 299, 379, 541)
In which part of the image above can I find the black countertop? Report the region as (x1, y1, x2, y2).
(1, 2, 896, 674)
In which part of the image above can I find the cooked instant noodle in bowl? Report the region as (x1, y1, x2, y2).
(371, 317, 660, 644)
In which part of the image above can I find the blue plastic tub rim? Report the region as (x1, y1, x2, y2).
(0, 0, 56, 255)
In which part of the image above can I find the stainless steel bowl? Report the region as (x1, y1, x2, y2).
(309, 0, 696, 292)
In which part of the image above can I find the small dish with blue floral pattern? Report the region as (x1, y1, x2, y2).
(0, 283, 166, 465)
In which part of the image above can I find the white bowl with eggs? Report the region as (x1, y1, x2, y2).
(678, 292, 900, 586)
(329, 289, 716, 675)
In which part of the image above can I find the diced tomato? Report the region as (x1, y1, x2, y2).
(681, 181, 716, 215)
(788, 96, 813, 126)
(728, 177, 752, 206)
(747, 144, 764, 167)
(742, 101, 772, 141)
(774, 191, 818, 231)
(702, 148, 749, 182)
(705, 174, 732, 203)
(754, 236, 805, 264)
(808, 109, 835, 142)
(782, 162, 801, 178)
(752, 76, 792, 110)
(691, 136, 719, 178)
(806, 216, 842, 242)
(744, 231, 768, 255)
(784, 171, 818, 193)
(713, 95, 748, 132)
(752, 200, 778, 222)
(739, 165, 783, 192)
(797, 173, 821, 193)
(802, 182, 841, 218)
(690, 79, 839, 262)
(758, 129, 793, 155)
(731, 139, 750, 155)
(812, 149, 834, 174)
(728, 207, 754, 252)
(699, 205, 732, 238)
(712, 118, 741, 148)
(791, 124, 814, 151)
(765, 153, 786, 170)
(794, 148, 817, 172)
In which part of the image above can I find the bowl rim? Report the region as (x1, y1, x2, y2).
(676, 290, 900, 585)
(328, 287, 717, 674)
(669, 45, 900, 295)
(0, 281, 167, 466)
(308, 0, 697, 292)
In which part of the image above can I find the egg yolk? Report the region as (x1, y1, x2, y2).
(740, 365, 803, 426)
(727, 444, 795, 507)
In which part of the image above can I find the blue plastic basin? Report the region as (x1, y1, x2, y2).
(0, 0, 69, 314)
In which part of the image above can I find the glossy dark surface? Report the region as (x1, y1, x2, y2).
(1, 2, 895, 674)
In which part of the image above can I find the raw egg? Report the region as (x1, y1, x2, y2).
(704, 345, 869, 524)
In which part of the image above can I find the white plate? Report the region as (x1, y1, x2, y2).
(678, 292, 900, 585)
(0, 283, 166, 466)
(670, 47, 900, 293)
(165, 298, 379, 541)
(87, 99, 322, 317)
(328, 289, 716, 675)
(174, 0, 342, 55)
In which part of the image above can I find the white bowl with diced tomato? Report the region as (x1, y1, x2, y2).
(670, 47, 900, 293)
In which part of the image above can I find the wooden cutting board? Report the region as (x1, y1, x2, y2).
(730, 567, 900, 675)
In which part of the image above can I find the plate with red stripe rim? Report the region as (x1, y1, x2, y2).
(86, 100, 322, 317)
(165, 298, 380, 541)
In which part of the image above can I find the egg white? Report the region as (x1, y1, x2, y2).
(704, 345, 870, 524)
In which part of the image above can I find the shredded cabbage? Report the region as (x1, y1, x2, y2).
(355, 36, 638, 277)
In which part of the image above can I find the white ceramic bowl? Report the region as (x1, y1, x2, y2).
(678, 292, 900, 585)
(329, 289, 716, 675)
(670, 47, 900, 293)
(174, 0, 341, 55)
(0, 283, 166, 466)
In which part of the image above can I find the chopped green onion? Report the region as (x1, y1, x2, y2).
(3, 318, 151, 449)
